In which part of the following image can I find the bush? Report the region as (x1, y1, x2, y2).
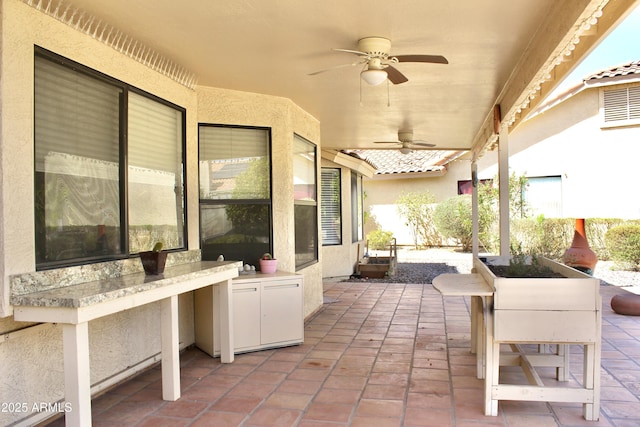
(366, 229, 394, 251)
(605, 224, 640, 270)
(434, 195, 472, 251)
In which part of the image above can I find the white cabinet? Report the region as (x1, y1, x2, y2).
(194, 272, 304, 357)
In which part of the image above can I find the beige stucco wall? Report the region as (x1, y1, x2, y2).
(363, 160, 473, 246)
(0, 1, 322, 424)
(477, 87, 640, 219)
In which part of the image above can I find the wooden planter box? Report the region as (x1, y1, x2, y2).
(473, 255, 602, 421)
(474, 256, 600, 342)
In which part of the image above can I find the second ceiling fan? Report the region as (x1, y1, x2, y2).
(310, 36, 448, 85)
(374, 131, 435, 154)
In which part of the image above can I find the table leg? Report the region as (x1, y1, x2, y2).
(161, 295, 180, 400)
(62, 322, 92, 427)
(471, 296, 484, 379)
(218, 279, 235, 363)
(484, 295, 498, 416)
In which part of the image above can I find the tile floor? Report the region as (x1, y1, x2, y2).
(45, 281, 640, 427)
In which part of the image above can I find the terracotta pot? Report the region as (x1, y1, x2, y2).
(563, 218, 597, 275)
(140, 251, 167, 275)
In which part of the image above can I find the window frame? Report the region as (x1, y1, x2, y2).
(351, 171, 363, 243)
(321, 168, 342, 246)
(293, 134, 318, 270)
(34, 47, 187, 270)
(198, 124, 273, 265)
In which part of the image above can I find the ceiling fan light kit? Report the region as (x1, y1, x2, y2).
(310, 36, 448, 86)
(399, 147, 413, 155)
(361, 69, 387, 85)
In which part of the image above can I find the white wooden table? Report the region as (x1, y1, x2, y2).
(431, 273, 494, 379)
(11, 261, 240, 427)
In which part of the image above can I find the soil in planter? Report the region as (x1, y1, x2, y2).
(486, 264, 565, 278)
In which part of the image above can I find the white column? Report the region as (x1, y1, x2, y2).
(498, 125, 510, 257)
(62, 322, 92, 427)
(161, 295, 180, 400)
(471, 162, 479, 258)
(217, 279, 235, 363)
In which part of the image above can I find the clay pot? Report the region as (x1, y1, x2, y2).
(563, 218, 597, 275)
(611, 293, 640, 316)
(140, 251, 167, 275)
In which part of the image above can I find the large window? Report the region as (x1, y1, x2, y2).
(293, 135, 318, 269)
(321, 168, 341, 245)
(34, 48, 186, 269)
(199, 125, 272, 267)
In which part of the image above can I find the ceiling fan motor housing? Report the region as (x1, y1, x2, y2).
(357, 37, 391, 58)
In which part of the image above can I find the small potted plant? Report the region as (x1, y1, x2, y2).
(139, 242, 167, 275)
(259, 253, 278, 273)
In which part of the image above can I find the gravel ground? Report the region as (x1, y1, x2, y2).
(345, 247, 640, 293)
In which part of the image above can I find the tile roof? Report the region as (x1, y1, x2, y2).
(344, 149, 460, 175)
(585, 60, 640, 82)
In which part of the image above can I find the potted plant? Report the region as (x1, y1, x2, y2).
(139, 242, 167, 275)
(259, 253, 278, 273)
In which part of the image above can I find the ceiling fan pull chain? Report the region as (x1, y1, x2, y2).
(387, 80, 391, 107)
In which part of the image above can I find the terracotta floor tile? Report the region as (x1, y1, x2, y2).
(245, 407, 302, 426)
(156, 399, 208, 418)
(42, 281, 640, 427)
(302, 402, 353, 422)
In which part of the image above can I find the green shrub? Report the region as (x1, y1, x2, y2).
(605, 224, 640, 270)
(434, 195, 472, 251)
(366, 229, 394, 251)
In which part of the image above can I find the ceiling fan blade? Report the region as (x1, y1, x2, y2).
(385, 65, 408, 84)
(373, 141, 401, 144)
(411, 140, 436, 147)
(394, 54, 449, 64)
(333, 48, 368, 56)
(308, 61, 361, 76)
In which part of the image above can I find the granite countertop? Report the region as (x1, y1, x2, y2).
(10, 260, 241, 309)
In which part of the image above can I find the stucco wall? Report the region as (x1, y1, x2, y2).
(363, 160, 473, 246)
(477, 88, 640, 219)
(0, 0, 322, 424)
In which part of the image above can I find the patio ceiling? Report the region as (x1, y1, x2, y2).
(53, 0, 638, 169)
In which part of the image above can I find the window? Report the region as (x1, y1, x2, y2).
(34, 48, 186, 269)
(199, 125, 272, 267)
(321, 168, 341, 245)
(293, 135, 318, 269)
(525, 176, 562, 218)
(351, 172, 363, 243)
(602, 85, 640, 126)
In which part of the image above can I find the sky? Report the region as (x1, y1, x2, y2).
(552, 4, 640, 95)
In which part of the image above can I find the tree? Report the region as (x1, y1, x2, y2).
(396, 191, 441, 248)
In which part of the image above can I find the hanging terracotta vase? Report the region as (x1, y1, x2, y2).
(563, 218, 598, 275)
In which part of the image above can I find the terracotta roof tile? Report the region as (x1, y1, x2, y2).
(585, 60, 640, 81)
(344, 149, 457, 175)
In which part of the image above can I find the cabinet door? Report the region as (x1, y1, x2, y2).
(261, 278, 303, 345)
(232, 283, 262, 351)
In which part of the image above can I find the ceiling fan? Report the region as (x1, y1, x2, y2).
(309, 36, 448, 85)
(374, 131, 435, 154)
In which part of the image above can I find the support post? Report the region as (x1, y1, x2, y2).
(161, 295, 180, 401)
(62, 322, 92, 427)
(498, 124, 510, 257)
